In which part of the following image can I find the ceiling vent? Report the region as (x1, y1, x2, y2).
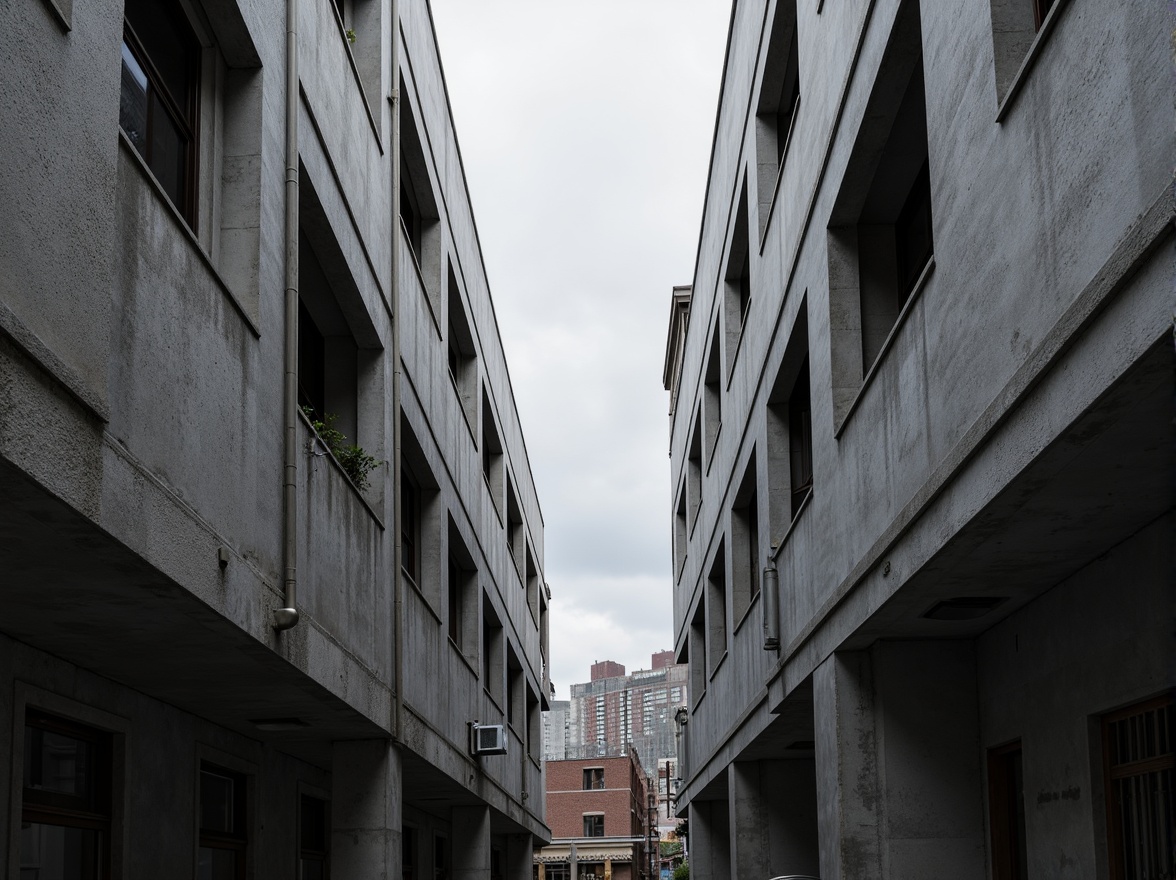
(922, 596, 1007, 621)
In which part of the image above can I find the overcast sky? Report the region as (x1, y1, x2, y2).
(430, 0, 732, 699)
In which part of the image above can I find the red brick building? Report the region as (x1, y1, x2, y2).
(534, 750, 652, 880)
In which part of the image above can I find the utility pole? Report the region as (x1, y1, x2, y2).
(647, 777, 657, 880)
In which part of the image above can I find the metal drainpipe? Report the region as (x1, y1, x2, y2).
(274, 0, 300, 631)
(390, 0, 404, 742)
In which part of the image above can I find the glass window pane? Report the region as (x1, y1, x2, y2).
(300, 858, 325, 880)
(124, 0, 197, 109)
(119, 42, 148, 155)
(198, 846, 238, 880)
(200, 770, 235, 834)
(20, 823, 100, 880)
(23, 726, 93, 797)
(148, 98, 187, 210)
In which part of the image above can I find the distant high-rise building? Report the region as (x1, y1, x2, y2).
(548, 654, 688, 778)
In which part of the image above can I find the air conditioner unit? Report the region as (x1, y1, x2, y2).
(471, 723, 507, 756)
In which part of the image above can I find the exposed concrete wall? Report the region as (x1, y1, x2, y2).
(0, 0, 550, 868)
(332, 740, 403, 877)
(977, 514, 1175, 879)
(669, 10, 1173, 878)
(0, 633, 330, 878)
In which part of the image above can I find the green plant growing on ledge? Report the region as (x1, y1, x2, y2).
(301, 406, 379, 491)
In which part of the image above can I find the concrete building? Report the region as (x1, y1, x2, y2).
(665, 1, 1173, 879)
(535, 751, 652, 880)
(563, 656, 689, 779)
(545, 700, 571, 762)
(0, 0, 551, 876)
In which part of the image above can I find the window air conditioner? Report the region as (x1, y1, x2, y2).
(471, 723, 507, 756)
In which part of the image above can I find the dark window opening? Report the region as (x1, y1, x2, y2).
(895, 160, 933, 299)
(447, 266, 478, 427)
(21, 710, 113, 880)
(788, 359, 813, 517)
(703, 325, 722, 460)
(199, 764, 247, 880)
(482, 597, 504, 704)
(402, 826, 416, 880)
(401, 469, 420, 584)
(120, 0, 200, 225)
(583, 814, 604, 838)
(723, 181, 752, 367)
(433, 834, 450, 880)
(988, 741, 1027, 880)
(755, 0, 800, 233)
(400, 156, 422, 260)
(706, 543, 728, 675)
(583, 768, 605, 790)
(732, 456, 760, 622)
(299, 794, 329, 880)
(481, 388, 504, 515)
(767, 303, 811, 536)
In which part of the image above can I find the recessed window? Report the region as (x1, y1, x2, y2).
(507, 481, 525, 579)
(526, 685, 541, 761)
(120, 0, 200, 225)
(583, 767, 605, 790)
(767, 303, 812, 536)
(401, 415, 441, 607)
(403, 826, 416, 880)
(731, 455, 760, 623)
(21, 710, 113, 879)
(507, 646, 524, 731)
(525, 545, 540, 624)
(583, 814, 605, 837)
(481, 387, 504, 516)
(297, 180, 383, 487)
(199, 763, 247, 880)
(299, 794, 329, 880)
(1103, 695, 1174, 880)
(433, 834, 450, 880)
(482, 596, 504, 705)
(402, 467, 420, 583)
(988, 0, 1062, 104)
(686, 417, 703, 530)
(447, 518, 478, 658)
(689, 602, 706, 702)
(755, 0, 801, 235)
(400, 85, 441, 309)
(828, 0, 931, 426)
(447, 265, 478, 428)
(706, 541, 728, 675)
(673, 490, 687, 578)
(987, 741, 1028, 880)
(703, 325, 722, 461)
(723, 181, 752, 368)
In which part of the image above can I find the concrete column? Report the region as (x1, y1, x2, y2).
(331, 739, 402, 878)
(814, 645, 986, 880)
(871, 641, 985, 878)
(764, 759, 820, 874)
(505, 832, 533, 880)
(687, 799, 730, 880)
(453, 805, 492, 880)
(813, 651, 883, 880)
(728, 762, 770, 880)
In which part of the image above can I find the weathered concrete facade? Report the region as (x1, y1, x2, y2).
(665, 1, 1173, 878)
(0, 0, 550, 874)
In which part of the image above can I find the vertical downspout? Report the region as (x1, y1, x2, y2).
(390, 0, 404, 741)
(274, 0, 300, 631)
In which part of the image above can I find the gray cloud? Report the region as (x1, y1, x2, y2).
(431, 0, 730, 696)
